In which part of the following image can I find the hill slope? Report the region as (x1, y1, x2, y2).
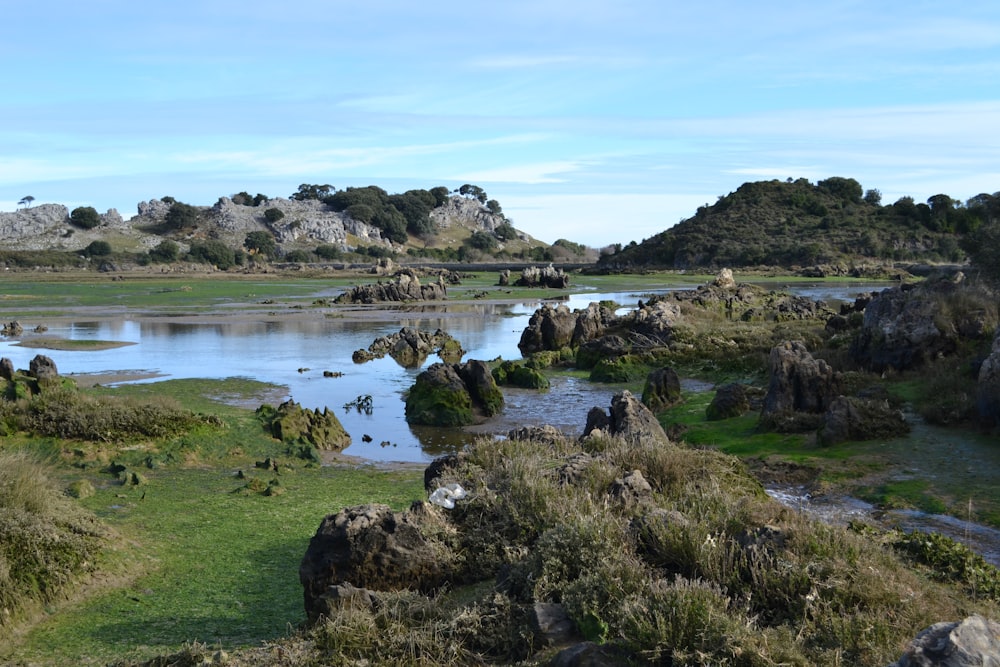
(600, 177, 994, 271)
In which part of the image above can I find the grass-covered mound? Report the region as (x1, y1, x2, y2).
(120, 430, 999, 667)
(0, 451, 113, 641)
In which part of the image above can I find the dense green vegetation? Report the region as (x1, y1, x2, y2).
(600, 177, 1000, 270)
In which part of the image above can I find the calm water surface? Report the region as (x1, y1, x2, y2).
(0, 283, 883, 463)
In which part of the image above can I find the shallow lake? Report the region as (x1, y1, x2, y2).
(0, 282, 883, 464)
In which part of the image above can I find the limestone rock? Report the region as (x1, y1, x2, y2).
(571, 302, 615, 347)
(515, 264, 569, 288)
(353, 327, 463, 367)
(0, 357, 14, 381)
(609, 469, 653, 506)
(335, 270, 447, 304)
(889, 615, 1000, 667)
(713, 267, 736, 289)
(261, 400, 351, 450)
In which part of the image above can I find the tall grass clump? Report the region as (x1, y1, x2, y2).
(0, 451, 111, 639)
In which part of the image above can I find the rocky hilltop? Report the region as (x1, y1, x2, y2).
(0, 191, 532, 259)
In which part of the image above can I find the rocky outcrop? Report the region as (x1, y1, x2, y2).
(299, 503, 452, 622)
(706, 383, 750, 421)
(583, 390, 671, 446)
(619, 298, 682, 345)
(429, 196, 508, 235)
(258, 400, 351, 450)
(518, 303, 578, 354)
(761, 341, 839, 419)
(571, 302, 615, 347)
(850, 276, 989, 372)
(641, 367, 681, 412)
(335, 270, 447, 304)
(352, 327, 463, 367)
(889, 615, 1000, 667)
(817, 395, 909, 446)
(405, 360, 504, 426)
(515, 264, 569, 289)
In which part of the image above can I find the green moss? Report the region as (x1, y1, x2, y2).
(589, 355, 649, 383)
(405, 382, 474, 426)
(491, 360, 549, 390)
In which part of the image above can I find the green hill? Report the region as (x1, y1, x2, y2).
(599, 177, 998, 271)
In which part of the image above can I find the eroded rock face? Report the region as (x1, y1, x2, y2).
(977, 328, 1000, 428)
(299, 504, 451, 623)
(889, 614, 1000, 667)
(762, 341, 839, 417)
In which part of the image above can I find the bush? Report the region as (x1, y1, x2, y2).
(314, 244, 342, 260)
(70, 206, 101, 229)
(148, 240, 179, 263)
(81, 240, 112, 257)
(164, 202, 200, 230)
(263, 207, 285, 222)
(188, 240, 237, 269)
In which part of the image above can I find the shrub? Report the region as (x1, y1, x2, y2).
(148, 240, 179, 263)
(263, 207, 285, 222)
(81, 240, 112, 257)
(188, 240, 237, 269)
(164, 202, 200, 230)
(70, 206, 101, 229)
(314, 244, 342, 260)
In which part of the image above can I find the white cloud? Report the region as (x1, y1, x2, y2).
(455, 161, 587, 185)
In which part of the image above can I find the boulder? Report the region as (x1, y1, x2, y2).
(29, 354, 59, 381)
(518, 303, 578, 354)
(641, 367, 681, 412)
(405, 360, 504, 426)
(608, 469, 653, 506)
(550, 642, 631, 667)
(507, 424, 565, 444)
(706, 383, 750, 421)
(299, 504, 451, 623)
(761, 341, 839, 418)
(0, 357, 14, 381)
(621, 298, 682, 344)
(817, 395, 910, 446)
(889, 615, 1000, 667)
(2, 321, 23, 336)
(583, 390, 671, 446)
(712, 268, 736, 289)
(405, 363, 473, 426)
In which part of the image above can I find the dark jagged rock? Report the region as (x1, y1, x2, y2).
(889, 614, 1000, 667)
(570, 302, 615, 347)
(299, 503, 451, 623)
(29, 354, 58, 381)
(518, 303, 577, 354)
(352, 327, 463, 367)
(761, 341, 839, 419)
(641, 367, 681, 412)
(706, 382, 750, 421)
(583, 390, 671, 446)
(508, 424, 566, 445)
(2, 321, 23, 336)
(850, 275, 986, 372)
(818, 395, 910, 446)
(0, 357, 14, 381)
(405, 360, 504, 426)
(334, 269, 447, 304)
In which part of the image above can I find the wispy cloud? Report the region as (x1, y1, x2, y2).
(454, 161, 587, 185)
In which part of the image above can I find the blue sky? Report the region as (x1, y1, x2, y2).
(2, 1, 999, 247)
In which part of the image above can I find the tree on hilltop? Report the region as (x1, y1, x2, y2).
(18, 195, 34, 209)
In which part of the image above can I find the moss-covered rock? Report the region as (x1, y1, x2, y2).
(492, 360, 549, 390)
(405, 363, 475, 426)
(589, 355, 649, 383)
(641, 367, 681, 412)
(258, 400, 351, 450)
